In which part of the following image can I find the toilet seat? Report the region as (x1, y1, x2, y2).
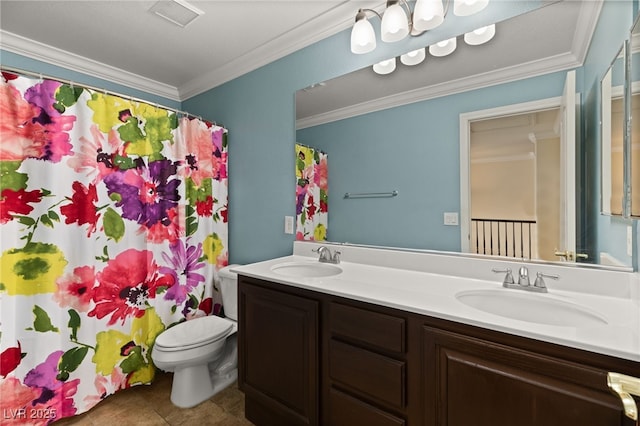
(155, 316, 234, 352)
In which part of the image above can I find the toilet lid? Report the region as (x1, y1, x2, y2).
(155, 316, 233, 349)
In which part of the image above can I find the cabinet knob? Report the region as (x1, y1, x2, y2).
(607, 372, 640, 421)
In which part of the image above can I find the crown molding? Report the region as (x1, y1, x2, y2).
(177, 1, 364, 99)
(296, 51, 581, 130)
(0, 0, 369, 102)
(0, 30, 181, 101)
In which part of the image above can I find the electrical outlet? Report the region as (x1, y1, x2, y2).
(627, 225, 633, 257)
(285, 216, 295, 234)
(444, 212, 459, 226)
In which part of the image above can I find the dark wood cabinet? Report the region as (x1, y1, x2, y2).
(238, 277, 319, 426)
(422, 325, 636, 426)
(238, 275, 638, 426)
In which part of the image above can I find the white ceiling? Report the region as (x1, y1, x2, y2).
(0, 0, 598, 107)
(0, 0, 376, 100)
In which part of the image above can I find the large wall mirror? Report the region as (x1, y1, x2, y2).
(631, 16, 640, 217)
(601, 44, 626, 216)
(296, 1, 634, 269)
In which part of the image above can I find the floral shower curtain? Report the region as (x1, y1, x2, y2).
(0, 72, 228, 424)
(295, 143, 327, 241)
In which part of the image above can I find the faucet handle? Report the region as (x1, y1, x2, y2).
(492, 268, 515, 285)
(518, 266, 530, 287)
(332, 250, 341, 263)
(534, 272, 559, 290)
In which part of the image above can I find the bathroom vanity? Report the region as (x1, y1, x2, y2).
(235, 243, 640, 426)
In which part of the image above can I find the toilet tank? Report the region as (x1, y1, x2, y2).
(218, 265, 239, 321)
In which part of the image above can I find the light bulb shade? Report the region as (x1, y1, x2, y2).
(373, 58, 397, 74)
(413, 0, 445, 32)
(453, 0, 489, 16)
(350, 16, 377, 54)
(400, 48, 426, 66)
(381, 3, 409, 42)
(464, 24, 495, 45)
(429, 37, 457, 57)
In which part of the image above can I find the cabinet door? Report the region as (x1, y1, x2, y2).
(422, 326, 634, 426)
(239, 279, 319, 426)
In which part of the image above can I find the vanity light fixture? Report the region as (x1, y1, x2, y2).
(464, 24, 495, 45)
(453, 0, 489, 16)
(352, 0, 467, 54)
(400, 48, 427, 65)
(429, 37, 457, 57)
(373, 58, 397, 74)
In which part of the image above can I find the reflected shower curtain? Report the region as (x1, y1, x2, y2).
(0, 72, 228, 424)
(295, 143, 327, 240)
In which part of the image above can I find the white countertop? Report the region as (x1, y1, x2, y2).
(232, 242, 640, 362)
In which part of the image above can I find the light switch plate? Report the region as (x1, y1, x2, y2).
(444, 212, 459, 226)
(285, 216, 295, 234)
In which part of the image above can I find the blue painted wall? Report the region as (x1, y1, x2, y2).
(581, 0, 636, 266)
(297, 72, 567, 251)
(3, 1, 638, 267)
(182, 2, 545, 264)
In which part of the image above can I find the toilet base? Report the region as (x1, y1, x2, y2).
(170, 364, 239, 408)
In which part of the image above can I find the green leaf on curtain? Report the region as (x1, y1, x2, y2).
(54, 85, 84, 113)
(31, 305, 59, 333)
(113, 154, 136, 170)
(120, 346, 145, 374)
(40, 214, 53, 228)
(68, 309, 81, 341)
(57, 346, 88, 380)
(17, 216, 36, 226)
(0, 161, 28, 192)
(48, 210, 60, 222)
(103, 207, 125, 242)
(297, 158, 305, 173)
(186, 216, 198, 236)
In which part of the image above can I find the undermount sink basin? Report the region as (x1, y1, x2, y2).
(271, 261, 342, 278)
(455, 289, 608, 327)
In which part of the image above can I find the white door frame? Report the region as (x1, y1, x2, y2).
(459, 96, 563, 254)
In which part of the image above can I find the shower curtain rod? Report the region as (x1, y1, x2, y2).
(295, 142, 327, 154)
(1, 65, 224, 128)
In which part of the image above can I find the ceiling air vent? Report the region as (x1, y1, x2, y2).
(149, 0, 204, 28)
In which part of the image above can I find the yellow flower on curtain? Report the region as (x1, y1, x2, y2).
(87, 93, 176, 159)
(0, 242, 67, 295)
(87, 93, 135, 134)
(203, 233, 224, 264)
(92, 308, 164, 384)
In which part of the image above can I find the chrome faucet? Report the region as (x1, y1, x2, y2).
(313, 246, 341, 264)
(492, 266, 557, 293)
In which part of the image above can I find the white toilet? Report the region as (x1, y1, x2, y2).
(151, 265, 239, 408)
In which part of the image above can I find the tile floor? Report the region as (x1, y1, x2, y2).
(53, 372, 253, 425)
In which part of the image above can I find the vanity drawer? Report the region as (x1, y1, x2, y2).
(328, 387, 405, 426)
(329, 302, 405, 353)
(329, 339, 406, 408)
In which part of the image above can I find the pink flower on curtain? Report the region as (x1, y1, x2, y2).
(180, 117, 217, 186)
(23, 80, 75, 162)
(0, 83, 47, 161)
(159, 239, 206, 304)
(0, 188, 43, 224)
(60, 181, 100, 235)
(66, 125, 123, 183)
(54, 266, 96, 312)
(23, 351, 80, 420)
(89, 249, 172, 325)
(145, 205, 184, 243)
